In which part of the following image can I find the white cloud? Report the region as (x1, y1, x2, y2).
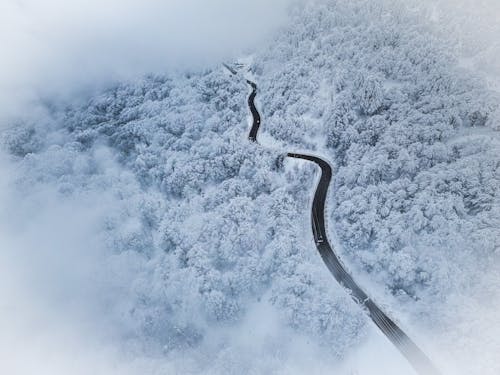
(0, 147, 158, 375)
(0, 0, 291, 123)
(1, 1, 499, 374)
(414, 0, 500, 90)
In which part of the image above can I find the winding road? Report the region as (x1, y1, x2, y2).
(247, 80, 261, 142)
(238, 71, 441, 375)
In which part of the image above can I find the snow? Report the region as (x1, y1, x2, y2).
(1, 0, 500, 374)
(253, 0, 500, 372)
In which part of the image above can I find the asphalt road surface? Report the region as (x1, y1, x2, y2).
(247, 80, 260, 142)
(239, 72, 441, 375)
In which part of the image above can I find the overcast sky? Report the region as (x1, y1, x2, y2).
(0, 0, 291, 123)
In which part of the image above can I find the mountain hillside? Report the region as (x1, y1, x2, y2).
(1, 0, 499, 374)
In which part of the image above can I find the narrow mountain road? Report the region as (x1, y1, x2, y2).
(247, 80, 260, 142)
(239, 72, 441, 375)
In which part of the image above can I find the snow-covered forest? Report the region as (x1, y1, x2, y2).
(254, 2, 500, 371)
(257, 0, 500, 315)
(1, 0, 499, 374)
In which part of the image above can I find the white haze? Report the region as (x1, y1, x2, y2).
(1, 1, 500, 375)
(0, 0, 290, 123)
(416, 2, 500, 372)
(417, 0, 500, 89)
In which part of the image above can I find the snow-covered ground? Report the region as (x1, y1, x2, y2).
(1, 0, 499, 374)
(253, 0, 500, 373)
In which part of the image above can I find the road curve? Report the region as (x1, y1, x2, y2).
(286, 153, 440, 375)
(240, 73, 441, 375)
(247, 80, 260, 142)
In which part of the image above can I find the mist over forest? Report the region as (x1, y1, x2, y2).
(1, 1, 499, 374)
